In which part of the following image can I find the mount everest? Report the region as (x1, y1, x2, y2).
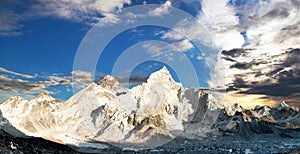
(0, 67, 299, 152)
(0, 67, 220, 149)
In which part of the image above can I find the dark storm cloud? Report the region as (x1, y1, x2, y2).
(222, 57, 236, 62)
(223, 49, 269, 70)
(232, 77, 249, 89)
(221, 48, 246, 58)
(254, 71, 264, 78)
(225, 48, 300, 105)
(128, 75, 148, 84)
(240, 76, 300, 97)
(114, 75, 148, 84)
(230, 62, 252, 70)
(284, 49, 300, 66)
(265, 67, 285, 77)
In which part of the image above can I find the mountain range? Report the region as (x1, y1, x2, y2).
(0, 67, 299, 152)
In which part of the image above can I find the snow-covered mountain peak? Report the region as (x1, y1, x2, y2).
(97, 75, 127, 93)
(224, 103, 243, 116)
(98, 75, 118, 83)
(33, 92, 58, 103)
(7, 96, 24, 102)
(1, 96, 27, 108)
(147, 66, 179, 85)
(255, 106, 271, 116)
(279, 101, 289, 108)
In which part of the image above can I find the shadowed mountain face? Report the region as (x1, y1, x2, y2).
(0, 67, 299, 153)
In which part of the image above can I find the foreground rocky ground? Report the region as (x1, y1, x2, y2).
(0, 129, 76, 153)
(1, 128, 300, 154)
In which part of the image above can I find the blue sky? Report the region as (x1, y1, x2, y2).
(0, 0, 209, 101)
(0, 0, 299, 108)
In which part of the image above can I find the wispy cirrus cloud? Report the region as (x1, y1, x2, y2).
(0, 67, 37, 79)
(29, 0, 131, 24)
(0, 67, 95, 93)
(0, 75, 54, 93)
(0, 0, 131, 36)
(142, 39, 194, 62)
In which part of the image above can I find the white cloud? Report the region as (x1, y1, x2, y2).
(161, 30, 184, 40)
(197, 0, 300, 51)
(48, 76, 70, 84)
(0, 13, 22, 36)
(142, 40, 192, 62)
(148, 1, 171, 16)
(172, 39, 193, 52)
(212, 30, 244, 50)
(142, 43, 164, 56)
(196, 0, 243, 50)
(90, 0, 131, 13)
(94, 13, 120, 27)
(161, 18, 210, 42)
(159, 17, 223, 52)
(244, 0, 300, 50)
(0, 67, 36, 79)
(0, 1, 25, 36)
(71, 70, 94, 85)
(206, 53, 226, 88)
(143, 39, 193, 58)
(68, 70, 94, 90)
(198, 0, 239, 32)
(196, 56, 204, 60)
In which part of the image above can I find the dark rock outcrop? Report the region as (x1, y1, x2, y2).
(215, 102, 300, 138)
